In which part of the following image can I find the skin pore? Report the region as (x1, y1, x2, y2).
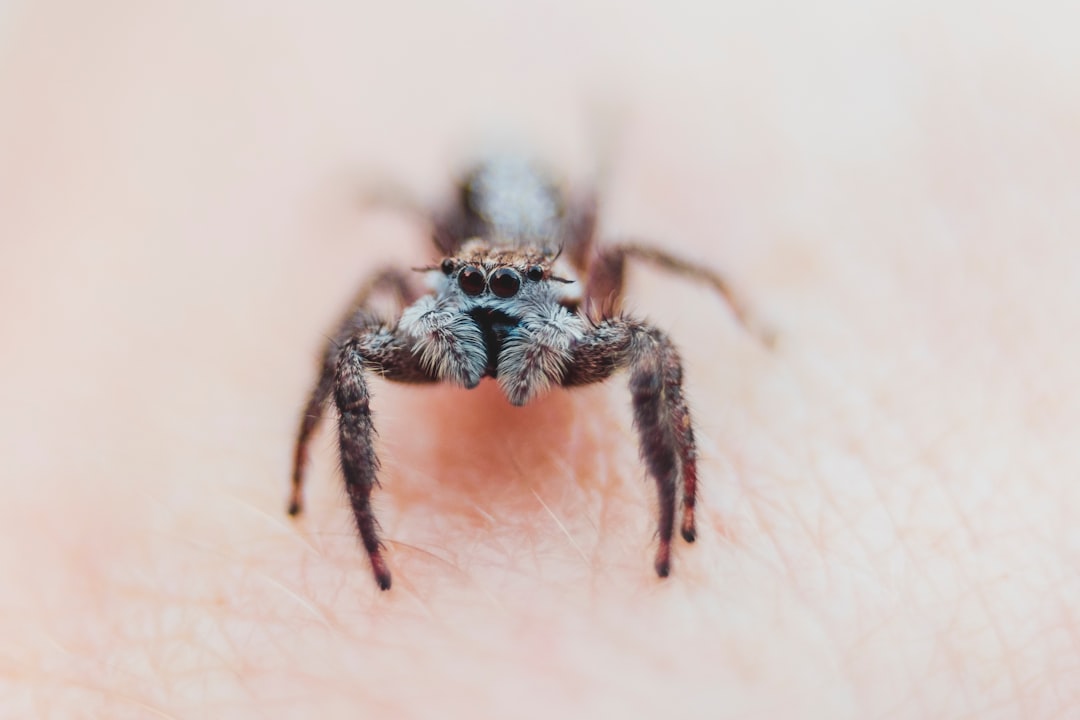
(1, 2, 1078, 718)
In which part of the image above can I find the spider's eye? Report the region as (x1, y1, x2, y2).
(458, 265, 486, 296)
(440, 258, 455, 275)
(489, 268, 522, 298)
(526, 265, 544, 282)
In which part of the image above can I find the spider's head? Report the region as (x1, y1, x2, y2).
(425, 240, 579, 312)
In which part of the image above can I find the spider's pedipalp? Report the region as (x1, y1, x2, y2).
(398, 294, 488, 388)
(497, 304, 586, 406)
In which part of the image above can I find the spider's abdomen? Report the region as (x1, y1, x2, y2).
(463, 157, 563, 250)
(467, 306, 520, 378)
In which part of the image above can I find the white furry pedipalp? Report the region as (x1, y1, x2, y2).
(497, 304, 587, 406)
(398, 295, 487, 388)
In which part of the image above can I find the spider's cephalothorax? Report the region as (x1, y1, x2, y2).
(290, 156, 762, 590)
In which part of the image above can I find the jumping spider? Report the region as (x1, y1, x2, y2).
(290, 156, 763, 590)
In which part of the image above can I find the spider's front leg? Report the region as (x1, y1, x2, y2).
(333, 323, 437, 591)
(291, 268, 438, 591)
(563, 318, 698, 577)
(291, 269, 420, 517)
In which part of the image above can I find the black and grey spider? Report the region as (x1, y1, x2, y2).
(289, 156, 763, 590)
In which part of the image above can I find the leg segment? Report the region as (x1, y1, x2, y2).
(334, 339, 387, 589)
(667, 371, 698, 543)
(563, 318, 697, 577)
(585, 243, 770, 344)
(289, 269, 420, 517)
(561, 192, 600, 272)
(330, 324, 436, 591)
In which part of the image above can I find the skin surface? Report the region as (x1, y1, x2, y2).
(1, 1, 1079, 718)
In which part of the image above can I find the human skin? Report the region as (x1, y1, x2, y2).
(1, 2, 1079, 718)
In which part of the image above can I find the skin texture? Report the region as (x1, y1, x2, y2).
(1, 1, 1079, 718)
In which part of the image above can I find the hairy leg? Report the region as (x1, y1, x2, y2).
(332, 339, 387, 588)
(289, 269, 420, 516)
(331, 322, 436, 590)
(563, 318, 695, 577)
(561, 192, 600, 272)
(585, 243, 771, 345)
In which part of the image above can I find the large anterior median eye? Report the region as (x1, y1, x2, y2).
(489, 268, 522, 298)
(458, 265, 486, 296)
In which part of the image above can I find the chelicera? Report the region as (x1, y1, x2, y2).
(289, 156, 765, 590)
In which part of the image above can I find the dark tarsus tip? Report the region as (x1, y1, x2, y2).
(681, 526, 697, 543)
(654, 543, 672, 578)
(371, 553, 393, 590)
(287, 500, 302, 517)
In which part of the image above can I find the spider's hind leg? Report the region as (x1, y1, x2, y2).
(585, 243, 772, 345)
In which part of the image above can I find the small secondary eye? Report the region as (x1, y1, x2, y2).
(489, 268, 522, 298)
(458, 265, 485, 296)
(440, 258, 455, 275)
(526, 265, 544, 282)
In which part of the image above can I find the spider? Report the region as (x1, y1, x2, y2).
(289, 156, 763, 590)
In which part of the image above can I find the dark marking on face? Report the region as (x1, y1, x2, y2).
(467, 306, 520, 378)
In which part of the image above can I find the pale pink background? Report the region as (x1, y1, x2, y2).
(1, 1, 1079, 718)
